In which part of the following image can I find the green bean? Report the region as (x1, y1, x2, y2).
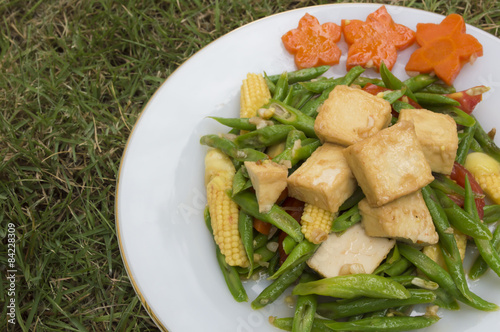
(428, 105, 476, 127)
(269, 99, 317, 138)
(292, 273, 318, 332)
(204, 207, 248, 302)
(285, 129, 307, 149)
(208, 116, 257, 131)
(331, 204, 361, 232)
(436, 190, 492, 240)
(414, 92, 461, 107)
(272, 139, 321, 167)
(341, 65, 366, 86)
(382, 88, 406, 104)
(299, 95, 322, 117)
(200, 135, 268, 161)
(292, 274, 411, 300)
(300, 77, 343, 94)
(234, 124, 294, 148)
(253, 233, 268, 250)
(232, 190, 303, 242)
(391, 100, 414, 113)
(270, 317, 331, 332)
(420, 82, 456, 94)
(384, 257, 412, 277)
(422, 186, 495, 307)
(380, 62, 417, 102)
(470, 222, 500, 279)
(282, 235, 297, 255)
(399, 243, 498, 311)
(267, 252, 280, 275)
(430, 173, 465, 197)
(270, 240, 319, 279)
(403, 74, 438, 92)
(338, 187, 365, 211)
(251, 262, 306, 309)
(433, 287, 460, 310)
(287, 84, 314, 109)
(264, 73, 276, 95)
(463, 175, 500, 278)
(267, 66, 330, 85)
(238, 210, 254, 277)
(421, 186, 463, 257)
(474, 118, 500, 163)
(254, 244, 276, 264)
(273, 72, 289, 101)
(232, 167, 250, 196)
(374, 245, 401, 275)
(388, 276, 438, 290)
(352, 76, 385, 88)
(324, 315, 440, 331)
(484, 205, 500, 224)
(455, 121, 477, 165)
(470, 137, 483, 152)
(317, 289, 435, 320)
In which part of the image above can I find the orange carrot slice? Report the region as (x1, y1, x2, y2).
(405, 14, 483, 86)
(342, 6, 415, 72)
(282, 13, 342, 69)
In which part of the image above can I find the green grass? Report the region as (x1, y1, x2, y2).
(0, 0, 499, 331)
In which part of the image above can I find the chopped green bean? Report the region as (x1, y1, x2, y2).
(200, 134, 268, 161)
(252, 262, 306, 309)
(292, 274, 411, 300)
(234, 124, 294, 149)
(238, 210, 254, 277)
(209, 116, 257, 131)
(324, 315, 440, 331)
(270, 100, 317, 138)
(267, 66, 330, 85)
(317, 288, 435, 320)
(232, 190, 303, 242)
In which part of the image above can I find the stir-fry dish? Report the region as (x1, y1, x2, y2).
(200, 7, 500, 332)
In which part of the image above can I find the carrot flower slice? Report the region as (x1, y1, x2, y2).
(405, 14, 483, 86)
(282, 13, 341, 69)
(342, 6, 415, 72)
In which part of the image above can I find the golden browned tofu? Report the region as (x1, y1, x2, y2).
(287, 143, 357, 213)
(314, 85, 392, 146)
(244, 160, 288, 213)
(399, 109, 458, 175)
(307, 223, 395, 278)
(343, 120, 434, 207)
(359, 190, 438, 246)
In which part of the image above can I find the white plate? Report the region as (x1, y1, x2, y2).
(116, 4, 500, 331)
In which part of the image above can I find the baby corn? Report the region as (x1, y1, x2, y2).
(205, 149, 249, 267)
(465, 152, 500, 204)
(240, 73, 271, 119)
(301, 203, 335, 244)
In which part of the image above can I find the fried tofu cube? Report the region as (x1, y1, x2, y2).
(307, 223, 395, 278)
(399, 109, 458, 175)
(314, 85, 392, 146)
(287, 143, 357, 213)
(359, 190, 439, 246)
(244, 160, 288, 213)
(343, 120, 434, 207)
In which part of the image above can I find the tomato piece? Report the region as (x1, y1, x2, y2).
(446, 86, 489, 114)
(449, 161, 485, 219)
